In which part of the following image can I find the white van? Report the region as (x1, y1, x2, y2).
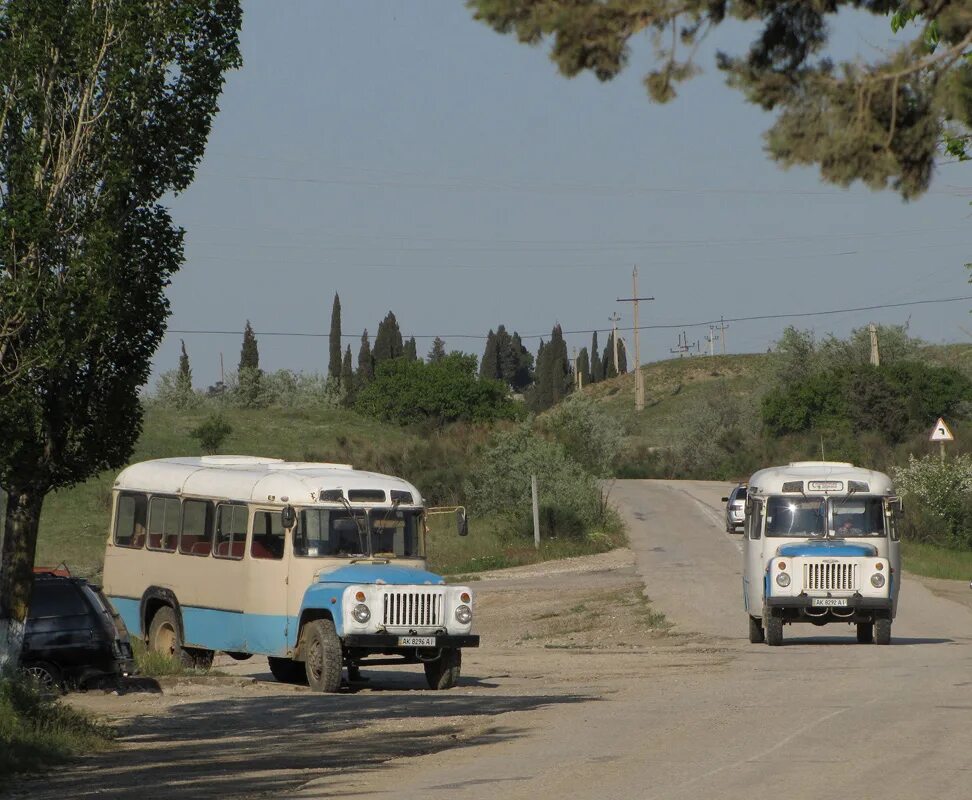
(742, 462, 901, 646)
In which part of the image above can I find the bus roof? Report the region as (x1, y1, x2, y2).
(746, 461, 894, 497)
(113, 456, 424, 506)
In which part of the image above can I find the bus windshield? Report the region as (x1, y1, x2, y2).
(764, 496, 887, 538)
(294, 507, 424, 558)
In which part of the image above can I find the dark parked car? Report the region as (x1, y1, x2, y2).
(721, 485, 748, 533)
(21, 569, 135, 692)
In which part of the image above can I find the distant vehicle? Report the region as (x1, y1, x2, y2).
(721, 485, 748, 532)
(742, 462, 901, 646)
(102, 456, 479, 692)
(22, 569, 135, 692)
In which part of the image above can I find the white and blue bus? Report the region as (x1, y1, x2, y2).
(742, 461, 902, 646)
(102, 456, 478, 691)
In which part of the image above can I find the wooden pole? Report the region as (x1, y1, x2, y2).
(531, 475, 540, 550)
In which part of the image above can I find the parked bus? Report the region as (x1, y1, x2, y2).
(102, 456, 479, 691)
(742, 461, 901, 646)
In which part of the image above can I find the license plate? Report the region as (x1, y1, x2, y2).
(811, 598, 848, 607)
(398, 636, 436, 647)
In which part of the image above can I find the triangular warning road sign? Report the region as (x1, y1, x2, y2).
(930, 417, 954, 442)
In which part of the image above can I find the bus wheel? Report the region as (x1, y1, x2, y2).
(268, 656, 307, 685)
(765, 615, 783, 646)
(424, 648, 461, 690)
(875, 617, 892, 645)
(303, 620, 342, 692)
(148, 606, 193, 667)
(856, 622, 874, 644)
(748, 616, 765, 643)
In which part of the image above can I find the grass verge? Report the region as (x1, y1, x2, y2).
(901, 540, 972, 581)
(0, 674, 114, 778)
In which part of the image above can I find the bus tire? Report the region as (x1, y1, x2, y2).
(424, 648, 461, 690)
(303, 620, 342, 692)
(765, 615, 783, 646)
(268, 656, 307, 685)
(748, 616, 765, 643)
(148, 606, 194, 668)
(856, 622, 874, 644)
(875, 617, 892, 645)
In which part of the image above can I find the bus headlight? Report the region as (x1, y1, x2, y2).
(352, 603, 371, 623)
(455, 604, 472, 624)
(776, 572, 791, 588)
(870, 573, 886, 589)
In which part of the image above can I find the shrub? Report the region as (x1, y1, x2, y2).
(151, 369, 199, 410)
(537, 394, 624, 477)
(190, 413, 233, 454)
(892, 454, 972, 548)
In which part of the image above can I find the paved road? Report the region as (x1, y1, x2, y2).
(328, 479, 972, 800)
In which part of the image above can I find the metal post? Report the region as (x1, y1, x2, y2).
(531, 474, 540, 551)
(869, 323, 880, 367)
(617, 267, 653, 412)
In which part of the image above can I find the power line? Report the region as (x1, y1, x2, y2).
(167, 294, 972, 342)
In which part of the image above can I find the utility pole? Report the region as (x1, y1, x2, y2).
(617, 266, 654, 411)
(608, 312, 621, 374)
(219, 352, 225, 385)
(670, 331, 691, 358)
(869, 322, 880, 366)
(573, 347, 581, 390)
(716, 317, 729, 355)
(706, 326, 719, 356)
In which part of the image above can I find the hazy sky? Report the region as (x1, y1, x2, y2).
(159, 1, 972, 388)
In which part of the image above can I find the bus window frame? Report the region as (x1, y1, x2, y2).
(146, 495, 181, 553)
(214, 502, 249, 560)
(179, 498, 215, 557)
(113, 491, 148, 550)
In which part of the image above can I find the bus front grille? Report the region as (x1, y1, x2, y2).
(382, 591, 445, 628)
(803, 562, 858, 592)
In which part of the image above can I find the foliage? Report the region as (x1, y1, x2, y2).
(529, 324, 571, 411)
(590, 330, 603, 382)
(893, 454, 972, 548)
(341, 346, 354, 401)
(357, 329, 374, 384)
(328, 294, 342, 380)
(238, 320, 259, 372)
(403, 337, 417, 361)
(373, 311, 403, 364)
(0, 0, 242, 649)
(190, 413, 233, 455)
(469, 1, 972, 198)
(428, 337, 447, 363)
(577, 346, 591, 387)
(152, 370, 199, 411)
(480, 325, 534, 391)
(355, 353, 518, 426)
(537, 394, 624, 477)
(0, 673, 113, 777)
(465, 424, 619, 540)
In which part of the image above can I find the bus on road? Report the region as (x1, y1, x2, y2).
(102, 456, 478, 691)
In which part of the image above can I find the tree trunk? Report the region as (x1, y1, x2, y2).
(0, 485, 44, 670)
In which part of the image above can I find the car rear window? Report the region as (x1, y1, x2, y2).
(29, 582, 90, 619)
(734, 488, 748, 502)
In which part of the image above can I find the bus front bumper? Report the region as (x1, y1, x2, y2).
(343, 634, 480, 649)
(765, 595, 892, 611)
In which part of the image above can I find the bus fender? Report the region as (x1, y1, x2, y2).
(293, 584, 343, 653)
(140, 587, 183, 641)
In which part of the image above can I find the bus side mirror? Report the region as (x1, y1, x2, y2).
(887, 497, 903, 514)
(281, 505, 296, 530)
(456, 508, 469, 537)
(721, 497, 729, 503)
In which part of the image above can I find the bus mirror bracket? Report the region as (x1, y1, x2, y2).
(281, 504, 297, 530)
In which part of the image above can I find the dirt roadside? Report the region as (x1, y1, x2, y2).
(4, 549, 730, 800)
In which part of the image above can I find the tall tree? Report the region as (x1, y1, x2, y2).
(373, 311, 403, 364)
(403, 336, 418, 362)
(341, 345, 354, 400)
(239, 320, 259, 372)
(603, 332, 619, 380)
(530, 325, 572, 411)
(510, 331, 534, 392)
(590, 330, 603, 383)
(0, 0, 241, 665)
(357, 329, 374, 384)
(328, 293, 342, 381)
(480, 329, 498, 379)
(617, 337, 628, 375)
(577, 347, 591, 388)
(178, 340, 193, 394)
(428, 336, 447, 363)
(470, 2, 972, 199)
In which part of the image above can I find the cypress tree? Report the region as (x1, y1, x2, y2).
(428, 337, 447, 362)
(578, 347, 591, 387)
(373, 311, 403, 363)
(480, 330, 498, 379)
(341, 345, 354, 397)
(239, 320, 259, 371)
(328, 293, 342, 380)
(548, 324, 571, 404)
(357, 329, 374, 383)
(496, 325, 519, 387)
(403, 337, 417, 361)
(178, 340, 192, 388)
(590, 330, 603, 382)
(617, 337, 628, 374)
(603, 332, 618, 379)
(511, 331, 534, 392)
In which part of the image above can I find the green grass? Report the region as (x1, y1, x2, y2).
(0, 674, 114, 778)
(902, 540, 972, 581)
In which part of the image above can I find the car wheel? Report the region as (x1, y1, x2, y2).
(424, 648, 461, 690)
(303, 619, 342, 692)
(148, 606, 194, 668)
(22, 661, 63, 694)
(875, 617, 892, 645)
(268, 656, 308, 685)
(765, 615, 784, 646)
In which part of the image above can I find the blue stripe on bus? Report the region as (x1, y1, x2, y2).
(775, 542, 878, 558)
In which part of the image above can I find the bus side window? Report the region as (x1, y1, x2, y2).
(115, 493, 147, 549)
(214, 504, 248, 559)
(180, 499, 214, 557)
(251, 510, 284, 560)
(148, 497, 180, 552)
(748, 500, 762, 540)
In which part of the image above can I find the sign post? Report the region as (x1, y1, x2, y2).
(929, 417, 954, 462)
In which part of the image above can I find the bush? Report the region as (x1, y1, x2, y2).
(190, 413, 233, 454)
(151, 370, 199, 410)
(892, 454, 972, 548)
(355, 354, 519, 426)
(537, 394, 624, 477)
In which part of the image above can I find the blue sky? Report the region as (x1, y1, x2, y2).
(159, 1, 972, 388)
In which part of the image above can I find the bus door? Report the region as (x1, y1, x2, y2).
(245, 507, 292, 655)
(743, 498, 764, 615)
